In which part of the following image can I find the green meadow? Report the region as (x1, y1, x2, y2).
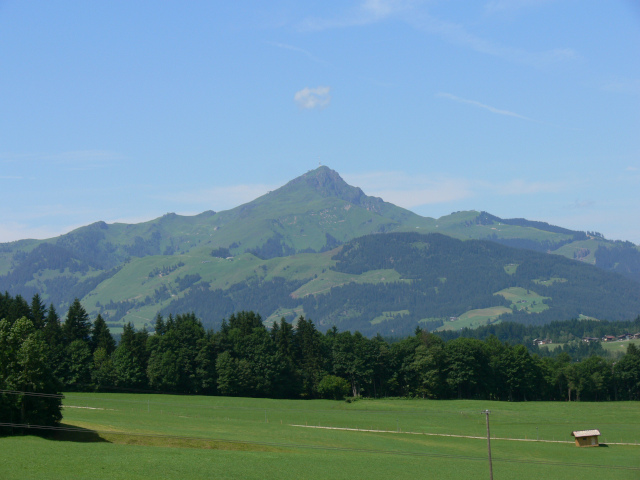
(601, 338, 640, 354)
(495, 287, 550, 314)
(543, 339, 640, 355)
(2, 394, 639, 479)
(437, 307, 511, 331)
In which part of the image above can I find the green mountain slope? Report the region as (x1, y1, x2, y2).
(0, 166, 638, 335)
(88, 232, 640, 337)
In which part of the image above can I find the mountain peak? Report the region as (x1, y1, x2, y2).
(284, 166, 373, 207)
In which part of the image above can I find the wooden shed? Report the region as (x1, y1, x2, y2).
(571, 429, 600, 447)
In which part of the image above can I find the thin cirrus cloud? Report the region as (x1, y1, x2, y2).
(344, 171, 474, 208)
(0, 150, 123, 172)
(159, 184, 278, 211)
(483, 0, 555, 14)
(601, 78, 640, 96)
(493, 178, 565, 195)
(294, 86, 331, 109)
(0, 222, 75, 243)
(409, 13, 576, 67)
(299, 0, 411, 31)
(344, 171, 566, 210)
(0, 150, 121, 163)
(299, 0, 576, 68)
(265, 41, 330, 66)
(437, 92, 535, 121)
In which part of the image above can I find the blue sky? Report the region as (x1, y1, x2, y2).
(1, 1, 639, 243)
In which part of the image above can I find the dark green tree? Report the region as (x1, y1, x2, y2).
(0, 317, 62, 431)
(63, 299, 91, 345)
(29, 294, 46, 330)
(91, 346, 115, 389)
(147, 313, 209, 394)
(293, 316, 327, 398)
(615, 344, 640, 400)
(112, 323, 148, 389)
(317, 375, 351, 400)
(445, 338, 489, 399)
(42, 304, 65, 381)
(64, 340, 93, 388)
(411, 333, 447, 399)
(7, 295, 30, 325)
(90, 314, 116, 354)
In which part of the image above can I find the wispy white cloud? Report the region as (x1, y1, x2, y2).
(344, 170, 568, 211)
(0, 221, 84, 243)
(546, 209, 640, 244)
(294, 86, 331, 109)
(410, 13, 576, 67)
(493, 178, 564, 195)
(484, 0, 554, 14)
(0, 150, 123, 168)
(299, 0, 412, 31)
(299, 0, 576, 67)
(601, 78, 640, 96)
(158, 184, 277, 211)
(265, 41, 330, 66)
(569, 199, 595, 209)
(437, 92, 535, 121)
(345, 171, 474, 207)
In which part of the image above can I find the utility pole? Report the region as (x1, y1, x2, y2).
(482, 410, 494, 480)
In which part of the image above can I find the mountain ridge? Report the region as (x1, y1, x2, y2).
(1, 166, 639, 334)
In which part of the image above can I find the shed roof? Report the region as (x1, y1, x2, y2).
(572, 430, 600, 438)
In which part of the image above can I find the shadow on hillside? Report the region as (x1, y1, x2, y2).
(0, 424, 109, 443)
(49, 424, 110, 443)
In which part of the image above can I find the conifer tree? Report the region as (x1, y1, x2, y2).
(62, 299, 91, 345)
(90, 314, 115, 354)
(8, 295, 30, 325)
(43, 304, 65, 380)
(29, 294, 46, 330)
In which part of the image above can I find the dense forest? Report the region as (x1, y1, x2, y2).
(2, 292, 640, 432)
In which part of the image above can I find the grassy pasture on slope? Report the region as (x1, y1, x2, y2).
(494, 287, 550, 314)
(437, 307, 511, 331)
(3, 394, 638, 480)
(601, 338, 640, 354)
(533, 277, 567, 287)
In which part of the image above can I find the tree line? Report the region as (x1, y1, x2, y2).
(438, 316, 640, 360)
(2, 291, 639, 435)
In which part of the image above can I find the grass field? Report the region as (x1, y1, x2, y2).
(601, 338, 640, 354)
(3, 394, 638, 479)
(542, 339, 640, 355)
(494, 287, 550, 314)
(437, 307, 511, 331)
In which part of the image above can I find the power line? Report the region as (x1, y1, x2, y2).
(1, 422, 638, 472)
(0, 389, 64, 399)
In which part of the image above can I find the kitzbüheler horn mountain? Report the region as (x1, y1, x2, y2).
(1, 166, 639, 335)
